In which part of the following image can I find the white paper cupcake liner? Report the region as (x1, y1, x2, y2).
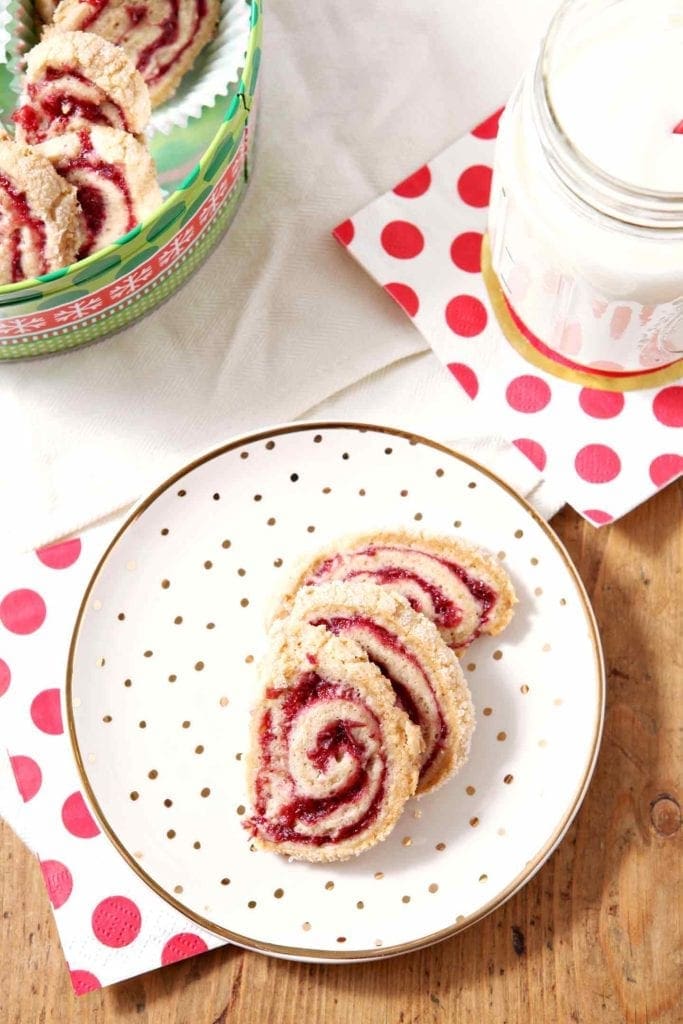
(4, 0, 251, 135)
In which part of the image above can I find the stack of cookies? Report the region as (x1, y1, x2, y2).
(245, 529, 517, 863)
(1, 1, 221, 284)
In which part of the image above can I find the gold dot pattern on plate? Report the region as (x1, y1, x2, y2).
(195, 661, 204, 671)
(130, 791, 139, 801)
(245, 655, 254, 664)
(174, 616, 183, 625)
(236, 805, 245, 816)
(504, 774, 514, 784)
(206, 622, 215, 630)
(356, 901, 364, 910)
(322, 487, 332, 494)
(240, 451, 248, 460)
(182, 720, 191, 729)
(466, 662, 476, 672)
(374, 872, 384, 880)
(219, 697, 229, 708)
(267, 518, 276, 526)
(195, 745, 204, 754)
(240, 598, 249, 608)
(247, 901, 256, 909)
(148, 769, 158, 779)
(177, 489, 186, 497)
(222, 539, 232, 548)
(466, 785, 476, 796)
(124, 678, 132, 688)
(497, 550, 506, 560)
(174, 885, 183, 894)
(161, 579, 170, 590)
(428, 884, 439, 894)
(204, 560, 213, 570)
(435, 468, 444, 477)
(143, 650, 153, 658)
(307, 526, 315, 533)
(520, 684, 529, 694)
(560, 597, 567, 606)
(168, 674, 177, 683)
(534, 587, 543, 596)
(483, 707, 493, 717)
(193, 841, 201, 850)
(531, 557, 539, 565)
(453, 520, 462, 528)
(436, 843, 446, 852)
(469, 817, 479, 828)
(468, 482, 476, 489)
(401, 836, 412, 847)
(274, 888, 284, 899)
(479, 874, 488, 883)
(302, 922, 311, 931)
(514, 529, 523, 539)
(221, 878, 230, 885)
(96, 656, 105, 667)
(200, 787, 211, 798)
(139, 721, 147, 729)
(212, 493, 220, 501)
(492, 650, 503, 661)
(273, 558, 283, 568)
(401, 895, 411, 904)
(164, 798, 173, 807)
(542, 643, 552, 652)
(414, 512, 423, 521)
(102, 715, 112, 724)
(324, 881, 334, 891)
(160, 528, 169, 536)
(167, 829, 176, 839)
(497, 731, 507, 742)
(117, 612, 125, 621)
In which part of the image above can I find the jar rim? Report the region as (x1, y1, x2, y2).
(536, 0, 683, 228)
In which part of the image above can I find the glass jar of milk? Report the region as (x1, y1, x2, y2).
(488, 0, 683, 375)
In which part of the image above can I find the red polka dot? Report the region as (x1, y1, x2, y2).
(333, 219, 354, 247)
(69, 969, 101, 996)
(92, 896, 142, 948)
(10, 755, 42, 802)
(0, 659, 10, 697)
(0, 589, 46, 635)
(450, 232, 483, 273)
(445, 295, 488, 337)
(652, 386, 683, 427)
(36, 538, 82, 569)
(457, 165, 493, 208)
(447, 362, 479, 399)
(579, 388, 625, 419)
(575, 444, 621, 483)
(393, 165, 431, 198)
(649, 453, 683, 487)
(471, 108, 504, 139)
(30, 688, 64, 735)
(40, 859, 73, 909)
(62, 791, 100, 838)
(384, 282, 419, 317)
(380, 220, 424, 259)
(161, 932, 209, 965)
(583, 509, 614, 525)
(513, 438, 547, 471)
(505, 375, 552, 413)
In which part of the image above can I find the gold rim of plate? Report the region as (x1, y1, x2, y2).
(65, 421, 606, 962)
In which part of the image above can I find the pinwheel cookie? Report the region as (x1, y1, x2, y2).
(288, 582, 475, 795)
(35, 127, 162, 257)
(13, 31, 151, 145)
(245, 623, 423, 863)
(269, 529, 517, 651)
(0, 137, 82, 284)
(50, 0, 221, 107)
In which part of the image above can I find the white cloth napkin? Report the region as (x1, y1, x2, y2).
(0, 0, 559, 556)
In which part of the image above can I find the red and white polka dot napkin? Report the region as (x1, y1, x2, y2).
(333, 109, 682, 525)
(0, 530, 226, 994)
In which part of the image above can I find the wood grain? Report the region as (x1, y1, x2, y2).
(1, 484, 681, 1024)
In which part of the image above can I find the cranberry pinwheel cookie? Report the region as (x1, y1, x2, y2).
(245, 623, 423, 863)
(270, 530, 517, 651)
(50, 0, 221, 107)
(35, 127, 162, 257)
(13, 31, 151, 145)
(288, 582, 475, 795)
(0, 137, 82, 284)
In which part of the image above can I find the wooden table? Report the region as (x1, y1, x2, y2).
(2, 485, 681, 1024)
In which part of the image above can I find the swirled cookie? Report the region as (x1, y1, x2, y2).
(270, 529, 517, 650)
(35, 126, 162, 256)
(13, 31, 151, 145)
(0, 137, 82, 284)
(245, 622, 423, 863)
(288, 582, 475, 795)
(50, 0, 220, 107)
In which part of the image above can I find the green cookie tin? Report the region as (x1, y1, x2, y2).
(0, 0, 262, 359)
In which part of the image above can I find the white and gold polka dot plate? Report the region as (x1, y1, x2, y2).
(67, 422, 604, 962)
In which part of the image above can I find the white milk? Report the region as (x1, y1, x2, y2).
(488, 0, 683, 372)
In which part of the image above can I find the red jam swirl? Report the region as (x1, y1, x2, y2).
(311, 544, 498, 635)
(247, 671, 387, 847)
(312, 615, 448, 777)
(0, 174, 48, 281)
(136, 0, 208, 86)
(61, 130, 136, 257)
(12, 68, 129, 144)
